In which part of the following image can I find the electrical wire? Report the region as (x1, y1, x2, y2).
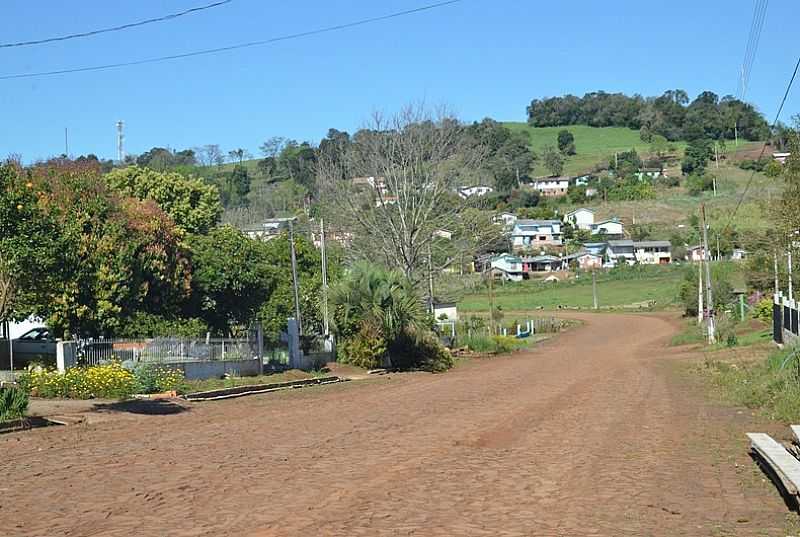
(0, 0, 462, 81)
(720, 53, 800, 236)
(0, 1, 233, 49)
(738, 0, 768, 99)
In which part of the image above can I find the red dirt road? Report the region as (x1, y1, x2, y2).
(1, 313, 791, 536)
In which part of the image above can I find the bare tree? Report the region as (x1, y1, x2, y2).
(318, 105, 491, 288)
(227, 148, 251, 165)
(195, 144, 225, 167)
(259, 137, 288, 158)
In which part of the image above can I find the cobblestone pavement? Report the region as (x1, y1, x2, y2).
(1, 313, 790, 536)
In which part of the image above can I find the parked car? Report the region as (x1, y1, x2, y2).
(0, 327, 57, 369)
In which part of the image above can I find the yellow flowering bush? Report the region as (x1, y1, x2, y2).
(21, 363, 137, 399)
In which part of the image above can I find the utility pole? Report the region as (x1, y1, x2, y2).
(320, 218, 329, 337)
(116, 120, 125, 163)
(64, 127, 69, 156)
(288, 219, 303, 335)
(427, 242, 435, 315)
(714, 141, 720, 169)
(701, 204, 716, 344)
(698, 260, 704, 325)
(592, 269, 598, 310)
(486, 266, 495, 336)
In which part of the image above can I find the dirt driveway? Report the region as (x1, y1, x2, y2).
(0, 313, 792, 536)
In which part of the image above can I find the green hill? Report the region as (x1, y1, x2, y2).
(503, 123, 687, 176)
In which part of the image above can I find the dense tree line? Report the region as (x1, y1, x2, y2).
(526, 89, 769, 141)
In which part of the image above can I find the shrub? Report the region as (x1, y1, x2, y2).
(338, 322, 387, 369)
(752, 297, 773, 323)
(389, 330, 453, 372)
(0, 385, 29, 422)
(460, 334, 519, 354)
(133, 364, 185, 394)
(21, 363, 137, 399)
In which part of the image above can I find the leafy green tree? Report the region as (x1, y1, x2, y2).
(541, 145, 564, 176)
(681, 139, 714, 175)
(185, 226, 274, 336)
(557, 129, 576, 155)
(0, 164, 64, 326)
(105, 166, 222, 234)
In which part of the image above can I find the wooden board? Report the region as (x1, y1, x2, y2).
(747, 432, 800, 495)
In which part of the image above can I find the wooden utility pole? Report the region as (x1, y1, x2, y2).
(701, 204, 716, 344)
(592, 269, 598, 310)
(288, 219, 303, 335)
(320, 218, 329, 337)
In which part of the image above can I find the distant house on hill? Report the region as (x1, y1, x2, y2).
(534, 177, 569, 197)
(590, 218, 624, 237)
(242, 218, 293, 241)
(606, 239, 636, 266)
(510, 220, 563, 250)
(521, 255, 562, 273)
(489, 253, 523, 281)
(564, 208, 595, 230)
(686, 245, 706, 262)
(494, 211, 518, 228)
(458, 185, 494, 199)
(633, 240, 671, 265)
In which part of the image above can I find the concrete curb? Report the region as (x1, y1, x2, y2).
(183, 376, 343, 401)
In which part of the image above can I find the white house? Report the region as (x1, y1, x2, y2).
(590, 218, 624, 237)
(490, 254, 524, 282)
(686, 245, 706, 262)
(493, 212, 518, 228)
(510, 220, 563, 250)
(606, 239, 636, 265)
(564, 208, 595, 230)
(242, 218, 294, 240)
(574, 174, 592, 187)
(534, 177, 569, 197)
(633, 240, 672, 265)
(433, 302, 458, 321)
(731, 248, 748, 261)
(458, 185, 494, 199)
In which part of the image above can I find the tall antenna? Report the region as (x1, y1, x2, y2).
(116, 120, 125, 162)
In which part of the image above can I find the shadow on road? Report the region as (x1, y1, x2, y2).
(92, 399, 190, 416)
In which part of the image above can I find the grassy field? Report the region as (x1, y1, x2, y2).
(459, 265, 686, 313)
(503, 123, 686, 176)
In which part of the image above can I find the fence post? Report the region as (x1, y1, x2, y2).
(56, 341, 76, 373)
(287, 318, 302, 369)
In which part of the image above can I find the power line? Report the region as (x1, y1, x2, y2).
(738, 0, 768, 100)
(0, 0, 462, 81)
(0, 1, 233, 49)
(720, 53, 800, 236)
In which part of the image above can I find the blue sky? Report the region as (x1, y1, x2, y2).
(0, 0, 797, 162)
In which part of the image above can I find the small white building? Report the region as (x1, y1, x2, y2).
(564, 208, 595, 230)
(686, 245, 706, 262)
(633, 240, 671, 265)
(774, 152, 791, 164)
(433, 302, 458, 321)
(490, 254, 524, 282)
(242, 218, 294, 240)
(590, 218, 624, 236)
(534, 177, 569, 197)
(731, 248, 748, 261)
(493, 212, 518, 228)
(458, 185, 494, 199)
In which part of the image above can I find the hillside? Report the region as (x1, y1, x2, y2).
(503, 123, 688, 176)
